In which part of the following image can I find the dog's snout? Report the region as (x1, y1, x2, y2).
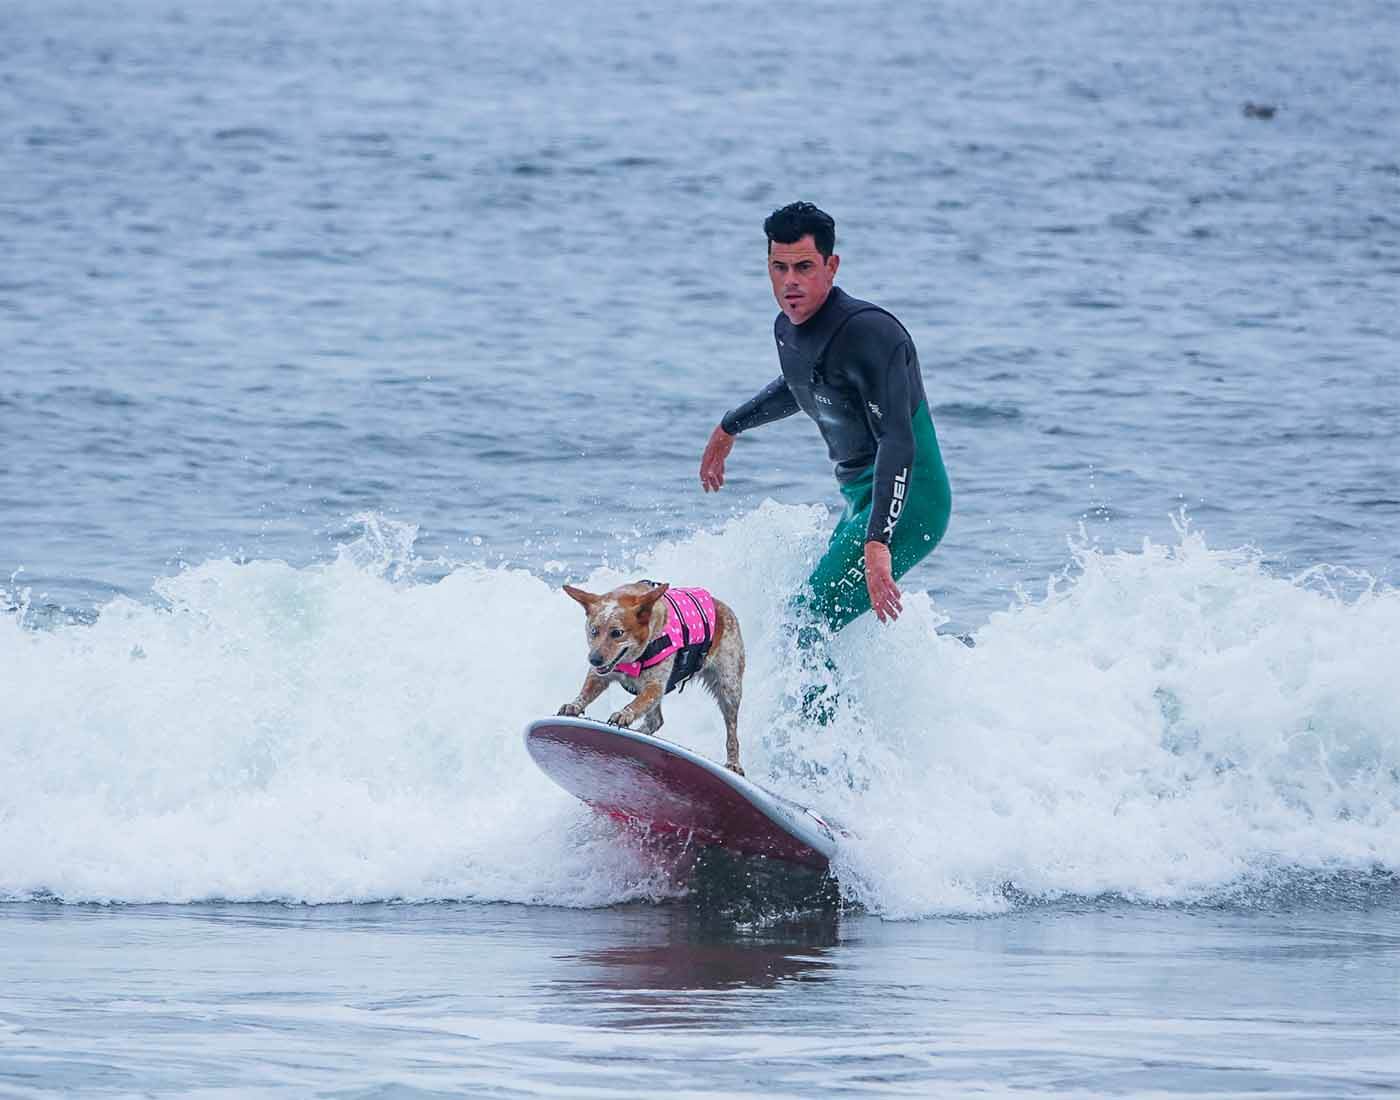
(588, 650, 606, 667)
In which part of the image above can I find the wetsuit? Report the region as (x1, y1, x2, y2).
(722, 286, 951, 633)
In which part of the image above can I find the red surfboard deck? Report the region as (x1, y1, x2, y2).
(525, 717, 838, 871)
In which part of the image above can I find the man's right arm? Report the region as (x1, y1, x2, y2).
(720, 376, 799, 436)
(702, 377, 799, 493)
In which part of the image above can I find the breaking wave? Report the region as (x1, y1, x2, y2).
(3, 507, 1398, 916)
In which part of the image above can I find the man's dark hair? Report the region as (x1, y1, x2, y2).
(764, 201, 836, 258)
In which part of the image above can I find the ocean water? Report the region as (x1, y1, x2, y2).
(3, 0, 1400, 1095)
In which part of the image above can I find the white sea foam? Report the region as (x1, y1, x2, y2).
(2, 508, 1397, 915)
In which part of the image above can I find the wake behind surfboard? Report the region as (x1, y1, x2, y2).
(524, 717, 839, 872)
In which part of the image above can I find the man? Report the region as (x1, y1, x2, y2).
(700, 201, 951, 636)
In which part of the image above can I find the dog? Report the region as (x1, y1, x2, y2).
(556, 580, 745, 775)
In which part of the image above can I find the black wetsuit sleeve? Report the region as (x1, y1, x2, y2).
(845, 329, 918, 544)
(721, 376, 800, 435)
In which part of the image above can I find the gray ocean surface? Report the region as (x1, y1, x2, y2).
(3, 0, 1400, 1096)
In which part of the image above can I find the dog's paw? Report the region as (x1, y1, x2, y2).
(556, 702, 584, 717)
(725, 761, 745, 777)
(606, 711, 633, 729)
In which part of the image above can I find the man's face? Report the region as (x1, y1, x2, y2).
(768, 235, 839, 325)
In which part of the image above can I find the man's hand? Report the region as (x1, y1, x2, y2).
(700, 424, 735, 492)
(864, 541, 902, 623)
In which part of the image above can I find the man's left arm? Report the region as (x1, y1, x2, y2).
(849, 331, 919, 622)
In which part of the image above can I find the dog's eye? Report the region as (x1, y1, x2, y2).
(609, 628, 624, 639)
(590, 627, 599, 638)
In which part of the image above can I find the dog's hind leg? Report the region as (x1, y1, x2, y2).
(719, 688, 743, 775)
(701, 664, 744, 776)
(701, 610, 745, 775)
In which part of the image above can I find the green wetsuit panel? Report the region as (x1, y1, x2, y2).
(797, 401, 951, 633)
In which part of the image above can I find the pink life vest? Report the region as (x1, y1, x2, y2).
(614, 586, 717, 693)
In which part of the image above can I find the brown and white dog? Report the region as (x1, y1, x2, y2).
(557, 580, 745, 774)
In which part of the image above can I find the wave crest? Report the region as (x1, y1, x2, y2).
(2, 508, 1397, 914)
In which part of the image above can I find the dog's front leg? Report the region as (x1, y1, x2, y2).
(557, 671, 607, 718)
(608, 680, 663, 729)
(637, 706, 664, 736)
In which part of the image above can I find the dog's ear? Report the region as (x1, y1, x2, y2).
(635, 582, 669, 623)
(563, 584, 598, 609)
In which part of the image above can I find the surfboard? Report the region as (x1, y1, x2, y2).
(524, 716, 839, 871)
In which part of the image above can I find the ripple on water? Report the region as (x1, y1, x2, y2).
(933, 401, 1024, 423)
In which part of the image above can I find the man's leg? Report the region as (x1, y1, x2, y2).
(791, 484, 947, 721)
(800, 466, 951, 632)
(791, 409, 951, 721)
(798, 478, 879, 636)
(790, 490, 872, 724)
